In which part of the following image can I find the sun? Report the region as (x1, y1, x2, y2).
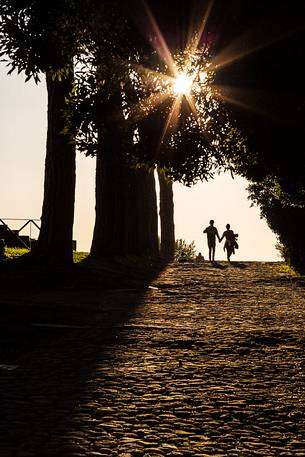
(173, 73, 192, 95)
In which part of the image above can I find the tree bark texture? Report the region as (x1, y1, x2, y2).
(91, 138, 127, 257)
(34, 71, 76, 265)
(91, 145, 159, 258)
(91, 90, 159, 258)
(158, 169, 175, 260)
(124, 167, 159, 258)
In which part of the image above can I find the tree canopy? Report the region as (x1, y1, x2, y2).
(0, 0, 93, 81)
(207, 1, 305, 271)
(71, 0, 243, 186)
(209, 1, 305, 198)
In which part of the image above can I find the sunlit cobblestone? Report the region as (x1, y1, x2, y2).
(1, 261, 305, 456)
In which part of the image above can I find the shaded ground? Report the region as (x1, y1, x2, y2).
(1, 260, 305, 456)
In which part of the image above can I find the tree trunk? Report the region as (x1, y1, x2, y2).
(124, 167, 159, 258)
(158, 168, 175, 260)
(90, 89, 129, 257)
(90, 137, 127, 257)
(142, 168, 159, 258)
(91, 80, 160, 259)
(91, 102, 159, 258)
(33, 71, 76, 265)
(91, 143, 159, 258)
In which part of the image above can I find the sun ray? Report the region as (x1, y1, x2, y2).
(185, 93, 214, 146)
(209, 6, 305, 73)
(125, 2, 225, 155)
(188, 0, 214, 55)
(212, 84, 278, 119)
(173, 73, 192, 95)
(159, 95, 182, 148)
(128, 91, 169, 122)
(132, 63, 173, 86)
(185, 93, 199, 121)
(122, 2, 305, 171)
(142, 0, 178, 76)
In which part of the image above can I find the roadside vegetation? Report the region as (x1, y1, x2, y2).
(174, 239, 197, 261)
(4, 248, 89, 263)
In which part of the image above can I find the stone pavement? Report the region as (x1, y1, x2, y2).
(1, 261, 305, 456)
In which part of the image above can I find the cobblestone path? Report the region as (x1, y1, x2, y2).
(1, 261, 305, 456)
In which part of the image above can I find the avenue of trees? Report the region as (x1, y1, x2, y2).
(1, 1, 305, 272)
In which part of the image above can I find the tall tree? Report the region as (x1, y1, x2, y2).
(90, 85, 130, 257)
(75, 3, 161, 259)
(89, 83, 159, 258)
(75, 0, 246, 261)
(36, 71, 75, 263)
(123, 167, 159, 258)
(0, 0, 90, 265)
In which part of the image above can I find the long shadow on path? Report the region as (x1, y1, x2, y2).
(0, 256, 165, 456)
(2, 259, 305, 456)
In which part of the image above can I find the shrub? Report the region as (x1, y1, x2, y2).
(175, 239, 196, 261)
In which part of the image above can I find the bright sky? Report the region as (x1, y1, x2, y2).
(0, 63, 280, 261)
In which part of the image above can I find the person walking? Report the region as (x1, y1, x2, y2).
(220, 223, 238, 262)
(203, 220, 220, 263)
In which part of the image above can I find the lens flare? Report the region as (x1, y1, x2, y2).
(173, 73, 192, 95)
(126, 1, 219, 149)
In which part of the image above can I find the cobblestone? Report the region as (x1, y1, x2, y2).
(1, 261, 305, 456)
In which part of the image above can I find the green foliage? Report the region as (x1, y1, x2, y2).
(73, 251, 89, 263)
(66, 1, 137, 157)
(275, 241, 285, 261)
(4, 247, 89, 264)
(279, 263, 297, 277)
(124, 42, 239, 185)
(5, 247, 29, 259)
(69, 1, 246, 186)
(175, 239, 196, 261)
(0, 0, 93, 81)
(248, 179, 305, 274)
(210, 2, 305, 273)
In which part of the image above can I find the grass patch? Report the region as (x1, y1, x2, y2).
(1, 249, 164, 291)
(73, 251, 89, 263)
(5, 247, 89, 264)
(5, 247, 29, 259)
(279, 263, 298, 276)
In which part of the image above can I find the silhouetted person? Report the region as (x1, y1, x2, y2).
(0, 238, 6, 260)
(220, 224, 238, 262)
(203, 220, 220, 263)
(196, 252, 204, 262)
